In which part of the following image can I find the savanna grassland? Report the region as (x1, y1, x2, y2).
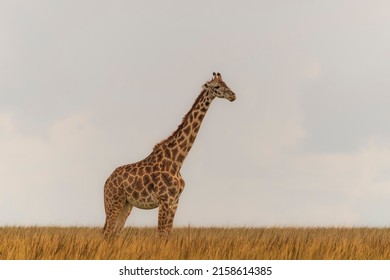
(1, 227, 390, 260)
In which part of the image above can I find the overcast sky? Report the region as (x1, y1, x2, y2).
(1, 1, 390, 227)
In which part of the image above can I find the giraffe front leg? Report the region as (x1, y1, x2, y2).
(157, 202, 170, 236)
(165, 198, 180, 234)
(157, 199, 179, 236)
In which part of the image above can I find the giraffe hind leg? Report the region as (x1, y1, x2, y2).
(115, 201, 133, 234)
(103, 212, 121, 240)
(103, 192, 128, 240)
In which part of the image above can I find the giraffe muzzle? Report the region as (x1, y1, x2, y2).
(228, 93, 236, 102)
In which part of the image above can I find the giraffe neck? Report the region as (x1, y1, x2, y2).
(153, 90, 215, 169)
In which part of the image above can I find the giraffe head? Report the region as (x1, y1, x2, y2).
(202, 72, 236, 102)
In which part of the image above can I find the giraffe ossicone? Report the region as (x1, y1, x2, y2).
(103, 72, 236, 238)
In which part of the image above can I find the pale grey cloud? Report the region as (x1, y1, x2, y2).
(1, 1, 390, 227)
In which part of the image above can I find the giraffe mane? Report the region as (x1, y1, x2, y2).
(153, 89, 206, 151)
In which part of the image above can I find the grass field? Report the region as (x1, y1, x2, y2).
(1, 227, 390, 260)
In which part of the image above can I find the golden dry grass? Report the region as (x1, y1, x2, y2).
(1, 227, 390, 260)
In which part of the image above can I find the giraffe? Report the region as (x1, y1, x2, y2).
(103, 72, 236, 238)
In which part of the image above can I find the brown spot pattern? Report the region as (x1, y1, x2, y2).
(103, 74, 235, 238)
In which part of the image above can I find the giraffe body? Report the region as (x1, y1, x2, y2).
(103, 72, 236, 238)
